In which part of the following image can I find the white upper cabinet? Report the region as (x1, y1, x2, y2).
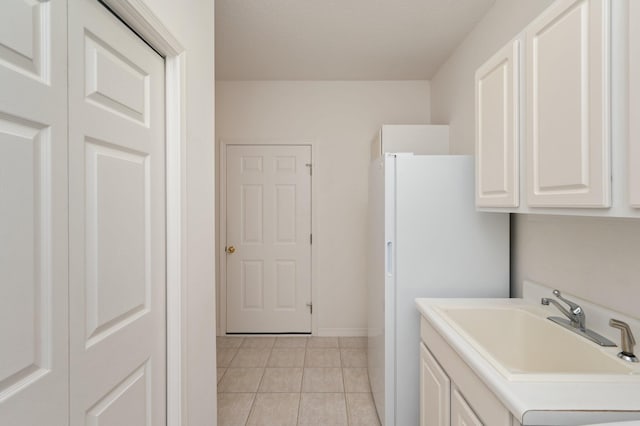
(475, 39, 520, 208)
(630, 1, 640, 207)
(525, 0, 611, 208)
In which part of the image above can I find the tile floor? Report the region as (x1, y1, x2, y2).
(217, 336, 382, 426)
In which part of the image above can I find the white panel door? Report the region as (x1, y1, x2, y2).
(0, 1, 68, 425)
(475, 39, 520, 208)
(68, 0, 166, 425)
(451, 388, 483, 426)
(630, 0, 640, 207)
(226, 145, 312, 333)
(526, 0, 611, 207)
(419, 344, 450, 426)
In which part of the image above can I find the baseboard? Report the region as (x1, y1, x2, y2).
(316, 328, 368, 337)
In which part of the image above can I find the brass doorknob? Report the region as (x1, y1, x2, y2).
(226, 246, 236, 254)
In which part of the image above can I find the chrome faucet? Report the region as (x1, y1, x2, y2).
(541, 289, 586, 330)
(540, 289, 616, 347)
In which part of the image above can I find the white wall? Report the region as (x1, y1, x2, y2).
(216, 80, 430, 335)
(431, 0, 553, 154)
(140, 0, 216, 423)
(430, 0, 640, 320)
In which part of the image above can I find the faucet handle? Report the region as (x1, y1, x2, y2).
(552, 289, 582, 314)
(609, 319, 638, 363)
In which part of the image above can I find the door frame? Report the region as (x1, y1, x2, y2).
(219, 139, 319, 336)
(99, 1, 186, 425)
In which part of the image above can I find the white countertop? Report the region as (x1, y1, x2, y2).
(416, 297, 640, 425)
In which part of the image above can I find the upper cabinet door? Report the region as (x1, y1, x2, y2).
(526, 0, 611, 208)
(475, 39, 520, 208)
(630, 1, 640, 207)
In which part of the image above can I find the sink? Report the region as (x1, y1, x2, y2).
(435, 306, 640, 381)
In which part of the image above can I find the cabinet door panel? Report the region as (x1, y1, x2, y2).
(420, 343, 450, 426)
(630, 0, 640, 207)
(451, 387, 483, 426)
(476, 39, 520, 208)
(526, 0, 611, 207)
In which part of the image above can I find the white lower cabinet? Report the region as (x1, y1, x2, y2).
(451, 387, 483, 426)
(420, 343, 450, 426)
(420, 318, 519, 426)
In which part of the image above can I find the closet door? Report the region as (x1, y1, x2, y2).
(0, 1, 69, 425)
(68, 0, 166, 424)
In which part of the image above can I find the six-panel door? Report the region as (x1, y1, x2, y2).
(0, 0, 68, 424)
(68, 0, 167, 424)
(226, 145, 312, 333)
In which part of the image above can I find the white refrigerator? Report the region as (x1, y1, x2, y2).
(367, 154, 509, 426)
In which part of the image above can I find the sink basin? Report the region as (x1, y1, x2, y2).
(436, 306, 639, 381)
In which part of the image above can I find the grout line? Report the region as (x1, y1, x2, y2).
(244, 345, 270, 426)
(242, 392, 257, 426)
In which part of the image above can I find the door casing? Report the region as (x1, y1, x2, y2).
(219, 139, 320, 336)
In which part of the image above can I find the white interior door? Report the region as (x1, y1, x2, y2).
(226, 145, 312, 333)
(68, 0, 166, 424)
(0, 1, 68, 425)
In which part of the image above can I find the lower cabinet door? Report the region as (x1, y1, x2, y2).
(420, 343, 451, 426)
(451, 387, 483, 426)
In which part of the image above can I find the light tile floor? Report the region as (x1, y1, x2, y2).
(217, 336, 381, 426)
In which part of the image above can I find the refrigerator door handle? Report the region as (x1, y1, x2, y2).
(386, 241, 393, 276)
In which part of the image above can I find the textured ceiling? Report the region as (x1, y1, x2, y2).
(215, 0, 495, 80)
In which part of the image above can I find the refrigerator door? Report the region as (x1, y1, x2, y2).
(367, 156, 394, 426)
(393, 155, 509, 426)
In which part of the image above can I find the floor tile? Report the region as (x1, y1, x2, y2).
(217, 348, 238, 367)
(305, 348, 341, 367)
(240, 336, 276, 349)
(343, 368, 371, 392)
(230, 348, 271, 367)
(346, 392, 381, 426)
(298, 393, 348, 425)
(339, 336, 367, 348)
(217, 392, 255, 426)
(246, 393, 300, 426)
(217, 336, 244, 348)
(274, 336, 308, 348)
(217, 367, 226, 384)
(341, 348, 367, 367)
(307, 336, 339, 348)
(267, 348, 305, 367)
(218, 368, 264, 393)
(302, 367, 344, 392)
(259, 368, 303, 393)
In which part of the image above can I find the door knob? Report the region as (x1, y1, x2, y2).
(226, 246, 236, 254)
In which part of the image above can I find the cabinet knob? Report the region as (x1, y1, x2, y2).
(226, 246, 236, 254)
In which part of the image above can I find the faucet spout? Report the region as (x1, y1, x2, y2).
(540, 289, 616, 347)
(541, 298, 580, 328)
(541, 290, 586, 330)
